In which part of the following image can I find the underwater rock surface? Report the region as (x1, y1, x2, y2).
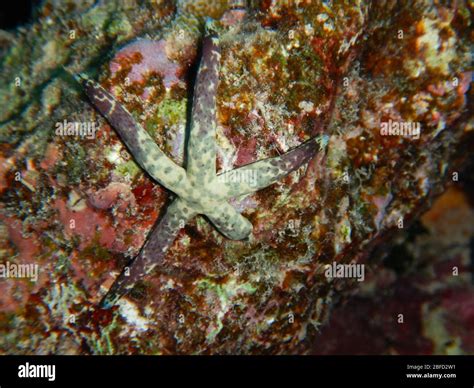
(313, 183, 474, 355)
(0, 0, 472, 354)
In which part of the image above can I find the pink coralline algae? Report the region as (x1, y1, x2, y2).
(88, 182, 136, 212)
(110, 39, 181, 92)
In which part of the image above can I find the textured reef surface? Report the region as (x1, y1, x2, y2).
(0, 0, 472, 354)
(313, 180, 474, 355)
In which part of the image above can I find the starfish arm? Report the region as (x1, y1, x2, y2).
(100, 198, 195, 308)
(213, 138, 318, 198)
(76, 74, 191, 197)
(204, 202, 252, 240)
(186, 23, 220, 184)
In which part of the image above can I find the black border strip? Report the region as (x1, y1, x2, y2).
(0, 355, 472, 387)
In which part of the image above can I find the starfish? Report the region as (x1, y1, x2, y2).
(76, 22, 318, 308)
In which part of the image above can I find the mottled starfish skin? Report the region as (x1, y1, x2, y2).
(77, 26, 318, 308)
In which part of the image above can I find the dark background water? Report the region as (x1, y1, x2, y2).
(0, 0, 38, 30)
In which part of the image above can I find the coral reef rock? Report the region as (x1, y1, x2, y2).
(0, 0, 472, 354)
